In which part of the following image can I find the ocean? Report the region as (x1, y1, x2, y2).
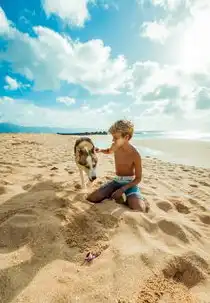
(94, 131, 210, 168)
(133, 130, 210, 141)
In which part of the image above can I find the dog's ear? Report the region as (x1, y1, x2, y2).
(77, 148, 83, 155)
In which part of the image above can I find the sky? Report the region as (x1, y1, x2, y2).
(0, 0, 210, 131)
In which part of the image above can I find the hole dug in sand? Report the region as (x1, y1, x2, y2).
(163, 255, 206, 288)
(138, 254, 207, 303)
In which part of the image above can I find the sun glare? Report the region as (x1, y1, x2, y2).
(179, 9, 210, 72)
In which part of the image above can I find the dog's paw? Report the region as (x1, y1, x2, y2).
(74, 183, 82, 190)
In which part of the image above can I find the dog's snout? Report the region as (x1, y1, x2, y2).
(89, 176, 97, 182)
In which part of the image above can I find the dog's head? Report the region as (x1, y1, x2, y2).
(75, 138, 98, 182)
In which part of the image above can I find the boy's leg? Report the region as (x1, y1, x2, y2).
(125, 186, 150, 212)
(87, 181, 121, 203)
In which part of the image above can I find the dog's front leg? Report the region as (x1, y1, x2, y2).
(79, 168, 86, 189)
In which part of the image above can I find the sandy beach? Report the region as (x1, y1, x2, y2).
(0, 133, 210, 303)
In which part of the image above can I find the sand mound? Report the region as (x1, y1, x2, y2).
(0, 134, 210, 303)
(65, 211, 118, 253)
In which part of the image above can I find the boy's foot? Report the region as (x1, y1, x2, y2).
(139, 199, 150, 213)
(127, 196, 150, 212)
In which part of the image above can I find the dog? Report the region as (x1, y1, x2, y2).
(74, 137, 98, 189)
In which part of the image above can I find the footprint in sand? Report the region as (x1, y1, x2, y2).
(156, 201, 173, 212)
(74, 183, 82, 190)
(199, 215, 210, 225)
(184, 225, 202, 241)
(50, 166, 58, 171)
(189, 183, 198, 188)
(158, 219, 189, 243)
(174, 202, 190, 214)
(68, 170, 74, 175)
(0, 186, 6, 195)
(183, 169, 190, 172)
(188, 198, 207, 212)
(22, 184, 33, 191)
(64, 168, 74, 174)
(199, 181, 210, 187)
(151, 185, 157, 189)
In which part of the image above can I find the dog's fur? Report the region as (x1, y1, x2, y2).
(74, 137, 98, 189)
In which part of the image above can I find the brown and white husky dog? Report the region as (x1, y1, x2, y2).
(74, 137, 98, 189)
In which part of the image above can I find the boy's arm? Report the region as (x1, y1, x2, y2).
(121, 153, 142, 191)
(96, 143, 117, 154)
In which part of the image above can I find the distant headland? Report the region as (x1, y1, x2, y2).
(57, 131, 107, 136)
(0, 123, 105, 134)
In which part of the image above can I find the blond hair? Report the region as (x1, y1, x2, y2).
(108, 120, 134, 138)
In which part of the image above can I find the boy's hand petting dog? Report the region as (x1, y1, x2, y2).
(111, 187, 125, 200)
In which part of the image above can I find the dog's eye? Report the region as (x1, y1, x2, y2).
(85, 165, 90, 169)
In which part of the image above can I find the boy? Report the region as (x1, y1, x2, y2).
(87, 120, 149, 212)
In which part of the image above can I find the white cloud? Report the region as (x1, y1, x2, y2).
(130, 61, 189, 102)
(195, 87, 210, 110)
(151, 0, 187, 10)
(129, 60, 210, 130)
(95, 102, 117, 114)
(56, 96, 76, 106)
(4, 75, 31, 91)
(150, 0, 209, 11)
(1, 95, 210, 132)
(144, 0, 210, 74)
(42, 0, 93, 27)
(4, 76, 20, 90)
(141, 20, 170, 43)
(0, 9, 129, 95)
(178, 6, 210, 72)
(0, 99, 121, 129)
(0, 96, 14, 103)
(0, 7, 10, 34)
(122, 107, 131, 113)
(42, 0, 117, 27)
(133, 102, 210, 131)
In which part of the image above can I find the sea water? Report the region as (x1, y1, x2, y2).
(94, 130, 210, 167)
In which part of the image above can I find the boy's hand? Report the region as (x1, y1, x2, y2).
(111, 187, 125, 200)
(95, 147, 100, 153)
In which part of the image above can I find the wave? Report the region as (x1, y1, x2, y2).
(134, 130, 210, 141)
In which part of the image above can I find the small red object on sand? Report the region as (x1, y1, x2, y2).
(85, 252, 101, 262)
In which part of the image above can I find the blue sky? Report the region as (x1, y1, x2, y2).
(0, 0, 210, 131)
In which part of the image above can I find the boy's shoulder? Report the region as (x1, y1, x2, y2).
(129, 143, 141, 158)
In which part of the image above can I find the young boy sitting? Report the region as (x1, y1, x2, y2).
(87, 120, 149, 212)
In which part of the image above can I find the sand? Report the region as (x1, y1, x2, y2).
(0, 133, 210, 303)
